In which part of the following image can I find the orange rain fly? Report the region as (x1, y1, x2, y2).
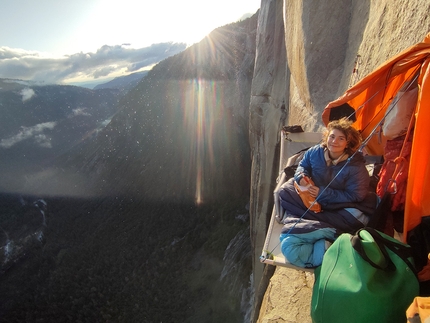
(322, 33, 430, 239)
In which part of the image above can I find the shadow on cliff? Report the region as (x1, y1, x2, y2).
(302, 0, 370, 111)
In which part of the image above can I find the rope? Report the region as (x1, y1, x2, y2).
(383, 93, 417, 195)
(349, 54, 362, 88)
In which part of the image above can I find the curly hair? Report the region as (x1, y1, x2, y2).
(321, 118, 362, 155)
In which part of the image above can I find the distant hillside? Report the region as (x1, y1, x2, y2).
(0, 79, 121, 193)
(93, 71, 149, 93)
(34, 15, 258, 202)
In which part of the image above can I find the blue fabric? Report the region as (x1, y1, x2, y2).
(293, 145, 370, 207)
(280, 217, 336, 267)
(280, 234, 330, 268)
(344, 207, 369, 226)
(279, 178, 366, 233)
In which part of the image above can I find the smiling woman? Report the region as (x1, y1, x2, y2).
(277, 118, 376, 268)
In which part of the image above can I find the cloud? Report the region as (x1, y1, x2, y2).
(0, 42, 186, 84)
(34, 134, 53, 148)
(72, 108, 91, 117)
(0, 121, 57, 148)
(21, 88, 35, 101)
(92, 65, 117, 78)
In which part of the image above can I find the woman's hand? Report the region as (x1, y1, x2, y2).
(299, 174, 310, 186)
(299, 178, 308, 186)
(300, 175, 320, 197)
(308, 185, 320, 198)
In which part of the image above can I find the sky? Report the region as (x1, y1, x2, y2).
(0, 0, 260, 87)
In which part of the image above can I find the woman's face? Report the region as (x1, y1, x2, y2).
(327, 128, 347, 156)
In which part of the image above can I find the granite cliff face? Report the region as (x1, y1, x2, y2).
(250, 0, 430, 321)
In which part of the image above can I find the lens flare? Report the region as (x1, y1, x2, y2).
(175, 78, 225, 205)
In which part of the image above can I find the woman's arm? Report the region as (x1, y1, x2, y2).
(317, 163, 370, 206)
(294, 146, 315, 185)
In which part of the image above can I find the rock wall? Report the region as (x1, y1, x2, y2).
(250, 0, 430, 321)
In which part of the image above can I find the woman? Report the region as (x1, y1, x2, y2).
(278, 118, 377, 267)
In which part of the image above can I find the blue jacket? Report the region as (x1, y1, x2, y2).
(294, 145, 370, 207)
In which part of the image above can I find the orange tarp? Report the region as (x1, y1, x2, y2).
(322, 33, 430, 238)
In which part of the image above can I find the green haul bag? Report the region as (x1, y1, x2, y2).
(311, 227, 419, 323)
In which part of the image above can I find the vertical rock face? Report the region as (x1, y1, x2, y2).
(285, 0, 356, 127)
(250, 0, 430, 321)
(249, 2, 288, 315)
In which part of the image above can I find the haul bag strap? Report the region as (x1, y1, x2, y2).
(351, 227, 417, 275)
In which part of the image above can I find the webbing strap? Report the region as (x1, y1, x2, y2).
(384, 91, 417, 195)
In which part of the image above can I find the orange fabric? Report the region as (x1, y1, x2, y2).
(407, 61, 430, 237)
(406, 296, 430, 321)
(322, 33, 430, 240)
(418, 255, 430, 282)
(293, 179, 322, 213)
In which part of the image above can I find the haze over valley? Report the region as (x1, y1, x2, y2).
(0, 9, 258, 322)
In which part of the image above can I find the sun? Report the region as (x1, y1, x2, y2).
(65, 0, 260, 54)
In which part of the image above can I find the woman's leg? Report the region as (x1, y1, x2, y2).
(278, 178, 309, 217)
(279, 178, 365, 233)
(280, 217, 336, 267)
